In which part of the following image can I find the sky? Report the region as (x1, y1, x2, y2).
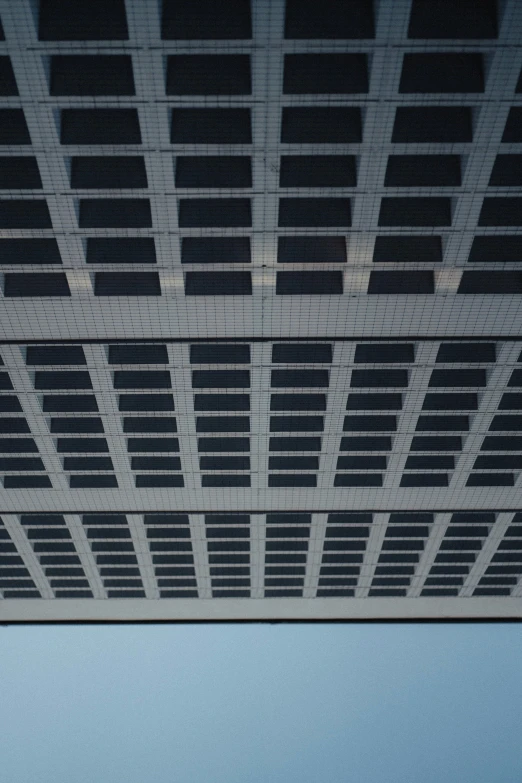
(0, 623, 521, 783)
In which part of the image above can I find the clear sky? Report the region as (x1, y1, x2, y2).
(1, 622, 521, 783)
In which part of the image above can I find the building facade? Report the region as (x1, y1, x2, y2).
(0, 0, 521, 621)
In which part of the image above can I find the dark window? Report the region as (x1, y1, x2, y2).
(490, 415, 522, 431)
(0, 373, 13, 390)
(400, 474, 448, 487)
(190, 344, 250, 364)
(119, 394, 174, 412)
(0, 201, 51, 229)
(502, 109, 522, 143)
(202, 475, 250, 487)
(474, 588, 511, 596)
(26, 346, 85, 366)
(339, 436, 391, 451)
(280, 156, 356, 188)
(399, 54, 483, 93)
(50, 417, 103, 434)
(458, 271, 522, 293)
(0, 419, 30, 434)
(161, 0, 252, 39)
(405, 455, 454, 469)
(43, 395, 97, 413)
(0, 110, 31, 145)
(94, 272, 160, 296)
(0, 438, 37, 453)
(205, 514, 250, 525)
(127, 438, 179, 452)
(0, 238, 61, 265)
(436, 343, 495, 362)
(181, 237, 250, 264)
(423, 393, 477, 410)
(192, 370, 249, 389)
(185, 271, 252, 296)
(167, 55, 250, 95)
(4, 273, 70, 298)
(392, 107, 472, 143)
(467, 473, 514, 487)
(279, 198, 351, 227)
(176, 156, 251, 188)
(276, 271, 343, 294)
(197, 437, 249, 452)
(474, 455, 522, 469)
(0, 57, 17, 95)
(429, 369, 486, 386)
(194, 394, 249, 412)
(269, 456, 319, 470)
(334, 474, 382, 487)
(179, 199, 251, 228)
(481, 436, 522, 450)
(56, 438, 108, 453)
(479, 198, 522, 227)
(271, 394, 326, 411)
(384, 155, 460, 187)
(408, 0, 498, 39)
(347, 393, 402, 410)
(277, 236, 346, 264)
(351, 369, 408, 388)
(136, 475, 184, 488)
(267, 513, 312, 526)
(64, 457, 113, 471)
(0, 157, 41, 189)
(123, 417, 177, 433)
(196, 416, 249, 433)
(113, 371, 171, 389)
(271, 369, 328, 388)
(281, 107, 362, 144)
(468, 236, 522, 263)
(79, 199, 151, 229)
(379, 198, 451, 227)
(69, 475, 117, 488)
(343, 415, 396, 431)
(410, 436, 461, 451)
(499, 394, 522, 410)
(86, 238, 155, 264)
(39, 0, 128, 40)
(171, 108, 251, 144)
(416, 415, 468, 431)
(285, 0, 374, 39)
(368, 271, 434, 294)
(0, 397, 22, 413)
(132, 456, 181, 470)
(269, 437, 321, 451)
(50, 55, 134, 96)
(109, 345, 168, 364)
(270, 416, 323, 432)
(71, 156, 146, 189)
(0, 457, 44, 471)
(509, 370, 522, 387)
(283, 54, 368, 94)
(4, 475, 52, 488)
(337, 455, 386, 469)
(61, 109, 141, 145)
(489, 155, 522, 187)
(373, 235, 442, 263)
(200, 456, 250, 471)
(354, 344, 414, 363)
(269, 474, 317, 487)
(272, 344, 332, 363)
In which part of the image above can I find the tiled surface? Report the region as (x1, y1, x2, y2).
(0, 0, 521, 616)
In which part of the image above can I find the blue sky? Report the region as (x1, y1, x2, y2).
(1, 623, 521, 783)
